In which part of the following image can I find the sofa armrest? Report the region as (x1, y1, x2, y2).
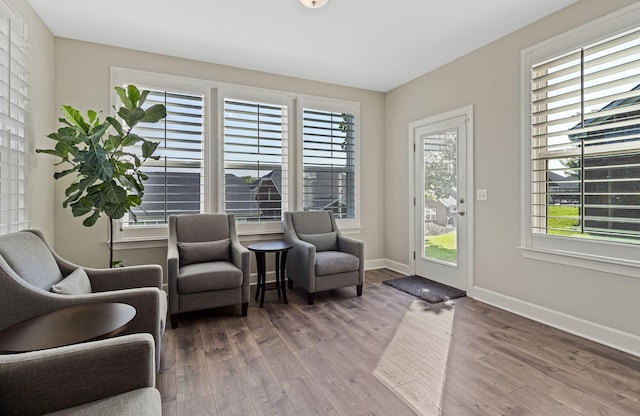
(0, 333, 155, 416)
(87, 264, 163, 292)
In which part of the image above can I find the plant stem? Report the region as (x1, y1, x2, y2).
(109, 218, 114, 268)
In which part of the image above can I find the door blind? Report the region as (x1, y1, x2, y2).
(127, 89, 205, 225)
(223, 98, 288, 222)
(530, 26, 640, 243)
(0, 2, 29, 235)
(302, 108, 355, 218)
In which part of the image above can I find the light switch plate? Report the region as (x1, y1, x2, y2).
(476, 189, 488, 201)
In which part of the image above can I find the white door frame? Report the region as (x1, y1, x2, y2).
(408, 105, 474, 296)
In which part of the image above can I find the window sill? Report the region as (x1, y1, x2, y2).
(520, 246, 640, 279)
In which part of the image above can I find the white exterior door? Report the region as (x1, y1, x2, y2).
(412, 109, 471, 291)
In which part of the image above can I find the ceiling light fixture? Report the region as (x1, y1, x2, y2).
(300, 0, 328, 9)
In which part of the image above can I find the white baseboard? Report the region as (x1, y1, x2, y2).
(473, 287, 640, 358)
(365, 258, 411, 275)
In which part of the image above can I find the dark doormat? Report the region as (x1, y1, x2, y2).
(382, 275, 466, 304)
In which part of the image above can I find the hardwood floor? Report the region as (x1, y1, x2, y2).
(158, 269, 640, 415)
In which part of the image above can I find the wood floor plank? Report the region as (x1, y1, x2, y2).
(159, 269, 640, 416)
(208, 357, 258, 416)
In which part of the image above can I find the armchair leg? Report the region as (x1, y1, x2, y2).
(307, 292, 314, 305)
(357, 284, 363, 297)
(170, 314, 179, 329)
(241, 302, 248, 317)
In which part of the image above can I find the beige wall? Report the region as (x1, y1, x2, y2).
(385, 0, 640, 338)
(52, 38, 386, 270)
(7, 0, 56, 241)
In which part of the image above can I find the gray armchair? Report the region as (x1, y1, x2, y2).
(283, 210, 364, 305)
(168, 213, 250, 327)
(0, 229, 167, 369)
(0, 333, 160, 415)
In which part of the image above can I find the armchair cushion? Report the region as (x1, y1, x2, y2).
(298, 232, 338, 252)
(178, 239, 230, 266)
(315, 251, 360, 276)
(51, 268, 92, 295)
(178, 261, 243, 294)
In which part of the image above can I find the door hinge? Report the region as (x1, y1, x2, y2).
(413, 251, 416, 260)
(413, 142, 416, 152)
(413, 197, 416, 206)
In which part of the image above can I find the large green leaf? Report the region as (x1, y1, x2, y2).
(70, 198, 93, 217)
(61, 105, 89, 133)
(118, 107, 145, 128)
(141, 140, 159, 159)
(83, 210, 101, 227)
(120, 133, 144, 148)
(106, 116, 124, 136)
(127, 85, 141, 108)
(114, 86, 132, 110)
(101, 181, 128, 204)
(141, 104, 167, 123)
(53, 167, 78, 180)
(104, 202, 127, 219)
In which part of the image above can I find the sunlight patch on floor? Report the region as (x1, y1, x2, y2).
(373, 298, 456, 416)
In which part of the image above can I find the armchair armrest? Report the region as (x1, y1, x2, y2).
(337, 234, 364, 261)
(87, 264, 163, 292)
(0, 333, 155, 416)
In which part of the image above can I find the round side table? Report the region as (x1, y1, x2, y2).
(248, 240, 293, 308)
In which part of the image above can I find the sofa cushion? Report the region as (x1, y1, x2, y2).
(44, 387, 161, 416)
(0, 231, 62, 290)
(315, 251, 360, 276)
(178, 239, 230, 266)
(298, 232, 338, 252)
(177, 261, 243, 294)
(51, 268, 92, 295)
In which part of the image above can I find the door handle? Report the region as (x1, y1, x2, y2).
(452, 210, 465, 216)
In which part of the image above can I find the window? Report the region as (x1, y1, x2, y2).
(112, 68, 360, 241)
(127, 89, 205, 226)
(522, 4, 640, 272)
(0, 1, 29, 235)
(222, 93, 289, 225)
(301, 107, 356, 218)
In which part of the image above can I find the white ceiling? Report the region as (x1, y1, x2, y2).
(27, 0, 578, 92)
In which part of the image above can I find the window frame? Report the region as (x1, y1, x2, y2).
(111, 68, 362, 244)
(520, 3, 640, 278)
(297, 96, 361, 230)
(110, 68, 212, 243)
(217, 86, 293, 236)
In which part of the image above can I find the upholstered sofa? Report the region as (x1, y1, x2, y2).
(0, 229, 167, 368)
(0, 333, 161, 415)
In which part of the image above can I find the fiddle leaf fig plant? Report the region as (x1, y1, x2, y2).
(37, 85, 166, 266)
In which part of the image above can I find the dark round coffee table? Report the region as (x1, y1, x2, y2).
(0, 302, 136, 353)
(248, 240, 293, 308)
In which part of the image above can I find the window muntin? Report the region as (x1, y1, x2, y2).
(0, 2, 29, 235)
(301, 108, 356, 219)
(223, 98, 288, 223)
(530, 26, 640, 245)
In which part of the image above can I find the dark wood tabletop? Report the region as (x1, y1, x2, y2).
(0, 302, 136, 353)
(248, 240, 293, 253)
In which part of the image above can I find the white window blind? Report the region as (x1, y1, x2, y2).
(0, 1, 29, 235)
(531, 26, 640, 244)
(223, 98, 288, 222)
(126, 89, 204, 226)
(302, 108, 355, 218)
